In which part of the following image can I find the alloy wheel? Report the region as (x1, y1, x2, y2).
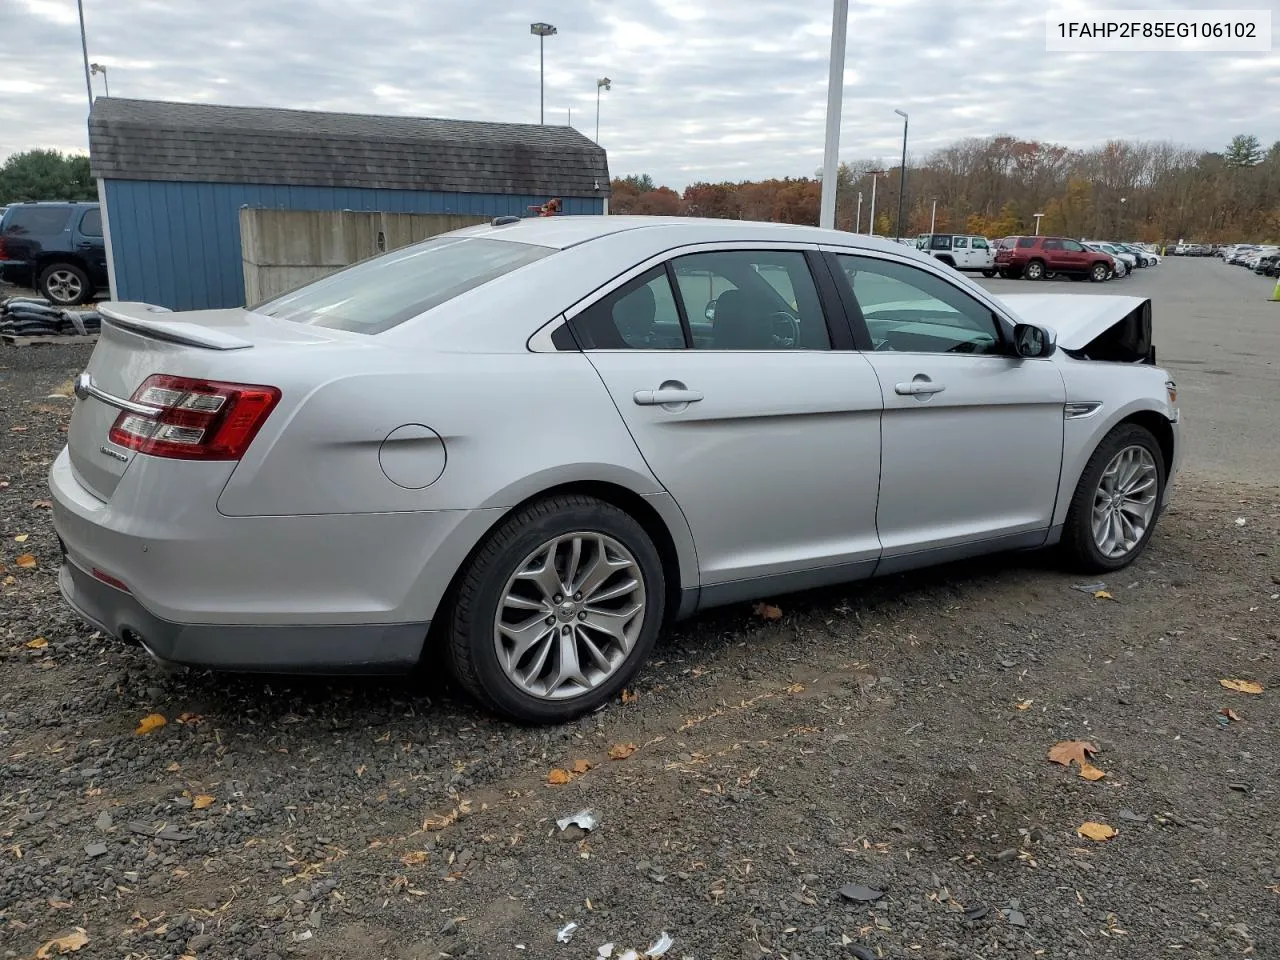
(1091, 445, 1158, 559)
(493, 532, 646, 700)
(45, 270, 84, 304)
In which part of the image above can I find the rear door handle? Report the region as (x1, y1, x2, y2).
(634, 387, 704, 406)
(77, 241, 95, 249)
(894, 380, 946, 396)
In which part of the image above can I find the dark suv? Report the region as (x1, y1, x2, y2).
(994, 235, 1114, 282)
(0, 201, 108, 305)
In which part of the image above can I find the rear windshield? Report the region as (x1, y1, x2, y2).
(254, 236, 554, 334)
(2, 206, 71, 235)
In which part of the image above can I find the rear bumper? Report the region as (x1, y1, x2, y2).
(0, 261, 35, 287)
(59, 555, 428, 673)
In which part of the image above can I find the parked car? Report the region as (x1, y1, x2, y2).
(915, 233, 997, 276)
(1256, 253, 1280, 276)
(994, 235, 1115, 281)
(50, 216, 1181, 722)
(1228, 245, 1261, 265)
(1083, 243, 1127, 277)
(0, 201, 108, 305)
(1083, 241, 1135, 274)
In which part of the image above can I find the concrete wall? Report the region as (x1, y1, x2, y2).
(239, 209, 488, 303)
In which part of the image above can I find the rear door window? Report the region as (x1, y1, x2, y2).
(952, 237, 969, 249)
(79, 208, 102, 237)
(2, 207, 71, 235)
(570, 266, 686, 349)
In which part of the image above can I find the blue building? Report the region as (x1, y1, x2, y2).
(87, 98, 611, 310)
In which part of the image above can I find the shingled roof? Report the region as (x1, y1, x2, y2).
(88, 97, 610, 197)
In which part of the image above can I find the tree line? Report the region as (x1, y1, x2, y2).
(610, 134, 1280, 242)
(0, 150, 97, 206)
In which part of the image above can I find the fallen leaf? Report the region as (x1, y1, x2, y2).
(34, 928, 90, 957)
(134, 713, 167, 736)
(15, 554, 37, 569)
(608, 743, 637, 760)
(166, 761, 181, 772)
(1077, 822, 1117, 842)
(31, 499, 52, 509)
(1047, 740, 1106, 781)
(15, 533, 29, 543)
(571, 759, 593, 775)
(547, 768, 572, 785)
(191, 795, 215, 810)
(1220, 679, 1264, 695)
(753, 601, 783, 620)
(1016, 699, 1033, 711)
(1093, 590, 1115, 601)
(422, 811, 458, 831)
(25, 637, 48, 649)
(355, 765, 367, 777)
(11, 426, 26, 432)
(400, 851, 429, 866)
(1219, 707, 1242, 722)
(176, 712, 203, 724)
(47, 898, 73, 909)
(3, 575, 15, 586)
(786, 682, 805, 694)
(621, 689, 639, 704)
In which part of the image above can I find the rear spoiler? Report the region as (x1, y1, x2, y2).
(99, 302, 254, 351)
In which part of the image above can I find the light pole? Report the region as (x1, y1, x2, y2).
(1033, 212, 1044, 235)
(893, 108, 908, 240)
(596, 77, 611, 142)
(77, 0, 92, 110)
(530, 22, 557, 124)
(1118, 196, 1127, 236)
(929, 196, 938, 234)
(91, 62, 109, 96)
(869, 171, 880, 235)
(856, 191, 863, 233)
(819, 0, 849, 230)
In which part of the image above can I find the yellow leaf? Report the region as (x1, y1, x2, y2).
(15, 554, 37, 569)
(134, 713, 167, 736)
(400, 850, 428, 866)
(1079, 761, 1107, 781)
(608, 743, 637, 760)
(176, 712, 203, 724)
(753, 601, 783, 620)
(786, 682, 805, 694)
(1219, 707, 1242, 722)
(1077, 822, 1117, 842)
(1220, 678, 1263, 695)
(191, 795, 215, 810)
(1016, 699, 1033, 711)
(26, 637, 48, 649)
(3, 575, 15, 586)
(34, 928, 90, 957)
(1093, 590, 1115, 600)
(571, 759, 593, 775)
(1047, 740, 1106, 781)
(166, 761, 181, 772)
(15, 533, 29, 543)
(621, 688, 639, 704)
(547, 768, 572, 785)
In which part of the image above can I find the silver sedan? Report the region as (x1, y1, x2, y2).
(50, 217, 1181, 723)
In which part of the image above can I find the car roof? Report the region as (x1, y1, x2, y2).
(4, 200, 98, 208)
(446, 214, 921, 256)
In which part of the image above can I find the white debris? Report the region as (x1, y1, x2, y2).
(597, 944, 615, 958)
(556, 922, 579, 944)
(556, 809, 598, 832)
(645, 932, 674, 957)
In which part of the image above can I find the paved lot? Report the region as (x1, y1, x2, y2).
(1, 264, 1278, 960)
(979, 258, 1280, 485)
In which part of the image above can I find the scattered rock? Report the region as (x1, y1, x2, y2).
(187, 933, 215, 953)
(84, 842, 108, 858)
(94, 811, 113, 831)
(994, 848, 1018, 863)
(839, 884, 885, 903)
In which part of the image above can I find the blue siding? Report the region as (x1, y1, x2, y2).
(102, 180, 605, 310)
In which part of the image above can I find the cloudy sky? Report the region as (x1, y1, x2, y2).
(1, 0, 1277, 188)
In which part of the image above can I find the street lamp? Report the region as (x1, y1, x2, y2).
(1033, 212, 1044, 235)
(856, 191, 863, 233)
(818, 0, 849, 230)
(893, 108, 908, 240)
(929, 196, 938, 234)
(90, 62, 109, 96)
(596, 77, 611, 143)
(76, 0, 92, 110)
(530, 22, 557, 124)
(869, 171, 881, 235)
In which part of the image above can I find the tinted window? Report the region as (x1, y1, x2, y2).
(836, 254, 1002, 356)
(1062, 239, 1085, 252)
(1015, 237, 1037, 249)
(952, 236, 969, 249)
(570, 266, 685, 349)
(1043, 239, 1063, 250)
(255, 236, 553, 334)
(672, 250, 830, 350)
(3, 207, 70, 235)
(928, 235, 952, 250)
(79, 208, 102, 237)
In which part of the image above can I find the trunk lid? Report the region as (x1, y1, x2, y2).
(67, 302, 337, 501)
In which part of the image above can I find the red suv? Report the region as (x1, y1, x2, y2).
(994, 236, 1113, 282)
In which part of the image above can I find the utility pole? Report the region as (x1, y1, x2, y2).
(77, 0, 93, 110)
(818, 0, 849, 230)
(893, 109, 909, 239)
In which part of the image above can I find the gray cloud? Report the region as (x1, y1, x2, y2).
(1, 0, 1277, 189)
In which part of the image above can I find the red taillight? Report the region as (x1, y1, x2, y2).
(0, 238, 9, 260)
(108, 374, 281, 460)
(92, 567, 131, 592)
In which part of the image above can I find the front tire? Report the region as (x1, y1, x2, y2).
(1090, 262, 1109, 282)
(1023, 259, 1046, 281)
(1061, 424, 1165, 573)
(446, 494, 666, 724)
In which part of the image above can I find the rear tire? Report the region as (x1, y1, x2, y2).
(1023, 259, 1046, 281)
(981, 269, 996, 278)
(1060, 424, 1166, 573)
(445, 494, 666, 724)
(38, 263, 91, 306)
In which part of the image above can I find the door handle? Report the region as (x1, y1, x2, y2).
(634, 387, 704, 406)
(77, 241, 95, 249)
(894, 380, 946, 397)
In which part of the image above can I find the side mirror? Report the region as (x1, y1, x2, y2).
(704, 298, 717, 321)
(1013, 322, 1056, 358)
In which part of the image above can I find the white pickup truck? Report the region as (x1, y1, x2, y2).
(915, 233, 997, 276)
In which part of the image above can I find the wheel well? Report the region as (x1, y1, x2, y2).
(422, 480, 686, 661)
(936, 255, 955, 266)
(36, 255, 89, 275)
(1119, 411, 1175, 476)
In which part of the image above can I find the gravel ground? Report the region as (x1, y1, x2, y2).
(2, 303, 1279, 959)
